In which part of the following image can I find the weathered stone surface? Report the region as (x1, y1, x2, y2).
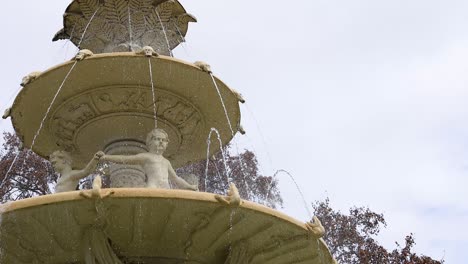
(0, 189, 336, 264)
(53, 0, 197, 55)
(11, 53, 242, 169)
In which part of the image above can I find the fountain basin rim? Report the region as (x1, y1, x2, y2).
(0, 188, 305, 229)
(17, 52, 225, 84)
(0, 189, 335, 264)
(10, 52, 240, 168)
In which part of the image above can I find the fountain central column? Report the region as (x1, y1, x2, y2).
(104, 140, 147, 188)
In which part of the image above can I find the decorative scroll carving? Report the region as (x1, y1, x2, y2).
(49, 86, 203, 154)
(53, 0, 197, 55)
(51, 100, 96, 152)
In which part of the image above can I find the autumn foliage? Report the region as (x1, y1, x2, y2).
(0, 132, 56, 201)
(312, 198, 444, 264)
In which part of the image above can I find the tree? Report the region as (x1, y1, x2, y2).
(177, 145, 283, 208)
(0, 132, 283, 209)
(0, 132, 56, 202)
(312, 198, 444, 264)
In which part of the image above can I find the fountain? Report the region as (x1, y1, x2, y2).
(0, 1, 336, 263)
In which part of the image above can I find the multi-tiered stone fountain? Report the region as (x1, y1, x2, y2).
(0, 1, 335, 263)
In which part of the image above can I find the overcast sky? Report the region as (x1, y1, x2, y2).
(1, 0, 467, 262)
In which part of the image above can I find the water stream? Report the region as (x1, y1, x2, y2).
(173, 23, 192, 59)
(209, 74, 234, 135)
(268, 169, 312, 218)
(155, 10, 173, 57)
(77, 8, 100, 49)
(243, 103, 274, 170)
(209, 74, 251, 197)
(127, 5, 134, 51)
(0, 61, 79, 190)
(1, 7, 97, 192)
(204, 128, 231, 192)
(148, 58, 158, 128)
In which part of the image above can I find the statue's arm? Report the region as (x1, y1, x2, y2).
(168, 163, 198, 191)
(100, 153, 146, 165)
(69, 152, 103, 180)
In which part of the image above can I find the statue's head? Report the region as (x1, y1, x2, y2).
(146, 128, 169, 154)
(142, 46, 156, 57)
(50, 150, 72, 172)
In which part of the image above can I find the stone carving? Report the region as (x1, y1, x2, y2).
(104, 140, 147, 188)
(80, 178, 122, 264)
(50, 150, 102, 193)
(225, 241, 251, 264)
(53, 0, 197, 55)
(20, 71, 41, 87)
(305, 216, 325, 238)
(80, 175, 114, 199)
(193, 61, 212, 73)
(49, 87, 204, 165)
(215, 182, 242, 206)
(2, 107, 11, 119)
(51, 100, 97, 152)
(100, 128, 198, 190)
(73, 49, 94, 61)
(135, 45, 159, 57)
(82, 227, 123, 264)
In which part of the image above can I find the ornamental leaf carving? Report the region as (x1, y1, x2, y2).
(79, 0, 101, 19)
(54, 0, 196, 54)
(103, 0, 128, 25)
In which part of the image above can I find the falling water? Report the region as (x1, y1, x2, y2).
(227, 208, 236, 259)
(268, 169, 312, 218)
(243, 103, 274, 170)
(174, 23, 186, 43)
(173, 23, 192, 59)
(155, 10, 173, 57)
(148, 59, 158, 128)
(61, 23, 77, 60)
(209, 74, 234, 136)
(0, 61, 79, 189)
(127, 5, 134, 51)
(77, 8, 100, 49)
(204, 128, 231, 192)
(209, 74, 251, 197)
(31, 61, 78, 149)
(3, 86, 22, 111)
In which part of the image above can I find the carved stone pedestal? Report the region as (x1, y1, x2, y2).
(104, 140, 147, 188)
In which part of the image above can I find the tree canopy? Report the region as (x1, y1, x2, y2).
(312, 198, 444, 264)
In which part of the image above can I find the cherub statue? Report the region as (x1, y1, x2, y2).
(50, 150, 103, 193)
(99, 128, 198, 191)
